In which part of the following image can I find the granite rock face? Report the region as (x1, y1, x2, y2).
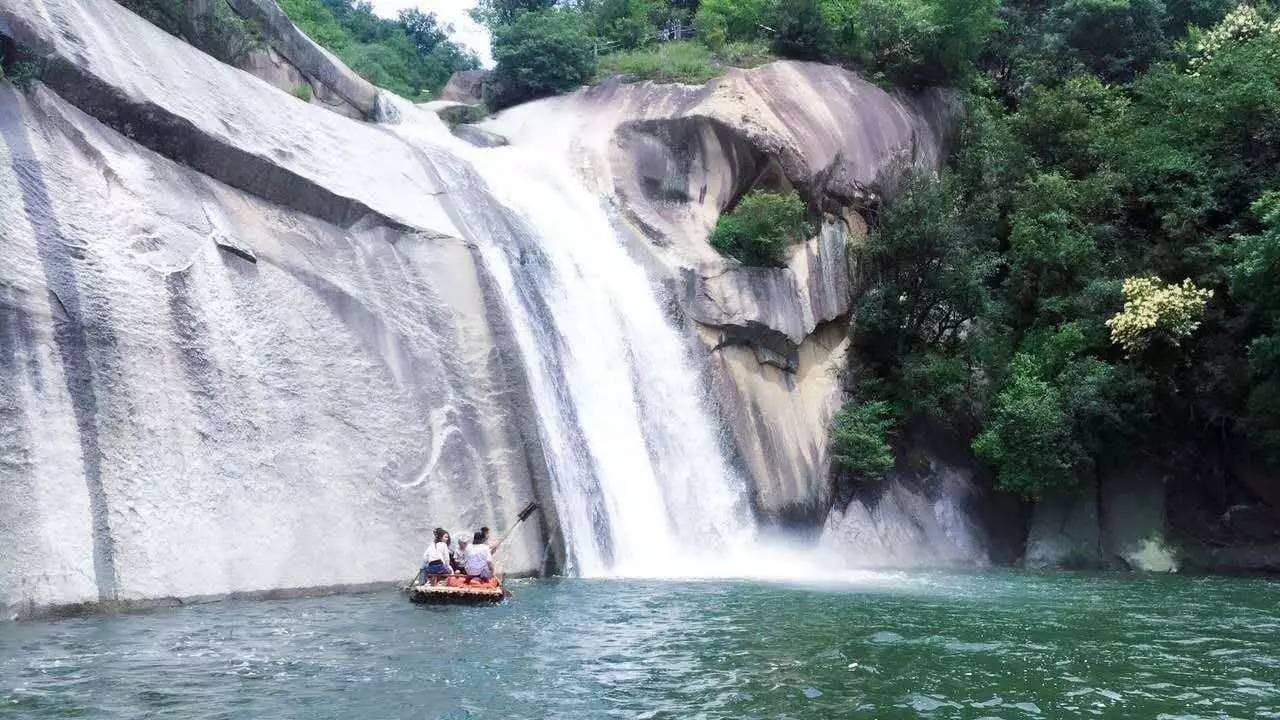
(0, 0, 559, 618)
(1024, 482, 1106, 569)
(1026, 464, 1179, 571)
(820, 424, 1024, 567)
(1, 0, 985, 614)
(484, 63, 954, 521)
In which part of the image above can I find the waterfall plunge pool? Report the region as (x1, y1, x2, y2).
(2, 571, 1277, 718)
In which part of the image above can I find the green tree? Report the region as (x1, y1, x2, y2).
(1116, 13, 1280, 247)
(972, 326, 1128, 497)
(1047, 0, 1167, 81)
(1231, 193, 1280, 463)
(488, 9, 597, 109)
(830, 401, 897, 482)
(856, 170, 997, 363)
(593, 0, 661, 50)
(770, 0, 833, 60)
(277, 0, 477, 100)
(693, 0, 769, 45)
(473, 0, 557, 29)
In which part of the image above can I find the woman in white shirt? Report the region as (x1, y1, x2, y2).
(463, 530, 495, 580)
(421, 528, 454, 585)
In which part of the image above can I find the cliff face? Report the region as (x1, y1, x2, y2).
(0, 0, 561, 618)
(482, 65, 955, 521)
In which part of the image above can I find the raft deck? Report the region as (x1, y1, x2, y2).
(408, 582, 506, 605)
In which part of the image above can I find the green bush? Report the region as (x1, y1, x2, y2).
(488, 9, 597, 109)
(597, 41, 718, 83)
(6, 61, 38, 89)
(830, 401, 897, 482)
(709, 189, 813, 266)
(717, 39, 775, 68)
(291, 83, 313, 102)
(472, 0, 557, 29)
(693, 0, 770, 45)
(596, 40, 775, 84)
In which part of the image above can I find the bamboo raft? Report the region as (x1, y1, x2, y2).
(408, 579, 507, 605)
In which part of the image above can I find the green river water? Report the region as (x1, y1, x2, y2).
(1, 571, 1277, 719)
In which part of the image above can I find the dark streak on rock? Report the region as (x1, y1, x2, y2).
(33, 54, 398, 230)
(0, 89, 119, 601)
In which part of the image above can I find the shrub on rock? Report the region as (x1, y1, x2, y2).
(709, 189, 813, 267)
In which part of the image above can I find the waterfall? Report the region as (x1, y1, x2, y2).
(387, 106, 756, 577)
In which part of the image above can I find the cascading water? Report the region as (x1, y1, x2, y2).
(387, 102, 755, 577)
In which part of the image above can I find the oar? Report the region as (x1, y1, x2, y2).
(492, 501, 540, 553)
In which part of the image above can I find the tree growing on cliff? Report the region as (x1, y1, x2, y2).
(830, 401, 897, 484)
(1231, 192, 1280, 464)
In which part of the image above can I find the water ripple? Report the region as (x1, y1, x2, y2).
(1, 572, 1277, 719)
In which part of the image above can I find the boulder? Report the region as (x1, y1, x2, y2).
(419, 100, 488, 127)
(441, 69, 489, 104)
(452, 124, 509, 148)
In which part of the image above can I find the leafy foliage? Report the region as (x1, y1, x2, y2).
(276, 0, 478, 100)
(488, 9, 597, 109)
(1106, 277, 1213, 355)
(709, 190, 814, 266)
(843, 1, 1280, 498)
(473, 0, 557, 29)
(830, 401, 897, 482)
(1231, 193, 1280, 463)
(597, 41, 719, 83)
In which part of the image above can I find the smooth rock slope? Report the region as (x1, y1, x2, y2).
(0, 0, 557, 618)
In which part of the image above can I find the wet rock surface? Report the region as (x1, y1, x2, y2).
(0, 0, 558, 617)
(484, 63, 954, 525)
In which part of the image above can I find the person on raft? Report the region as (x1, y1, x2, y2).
(450, 537, 469, 574)
(421, 528, 454, 585)
(463, 530, 495, 581)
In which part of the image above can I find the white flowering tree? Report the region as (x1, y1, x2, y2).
(1106, 277, 1213, 355)
(1188, 4, 1280, 74)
